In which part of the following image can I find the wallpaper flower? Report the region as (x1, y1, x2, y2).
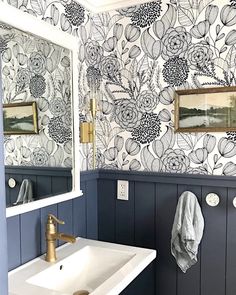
(0, 25, 72, 167)
(2, 0, 236, 175)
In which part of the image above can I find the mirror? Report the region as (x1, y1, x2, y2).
(0, 2, 81, 218)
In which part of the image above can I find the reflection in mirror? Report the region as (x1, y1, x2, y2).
(0, 21, 73, 208)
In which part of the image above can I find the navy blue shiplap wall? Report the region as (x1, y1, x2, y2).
(5, 166, 72, 207)
(97, 170, 236, 295)
(7, 170, 236, 295)
(7, 171, 98, 271)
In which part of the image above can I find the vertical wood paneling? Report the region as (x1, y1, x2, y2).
(5, 177, 10, 207)
(176, 185, 202, 295)
(20, 210, 41, 264)
(5, 167, 72, 204)
(135, 182, 155, 248)
(201, 186, 227, 295)
(58, 200, 73, 246)
(121, 262, 155, 295)
(73, 181, 86, 238)
(67, 176, 72, 191)
(86, 179, 98, 239)
(7, 171, 236, 295)
(116, 181, 135, 246)
(37, 175, 52, 199)
(7, 216, 21, 270)
(52, 176, 68, 195)
(156, 183, 178, 295)
(226, 188, 236, 295)
(97, 179, 116, 242)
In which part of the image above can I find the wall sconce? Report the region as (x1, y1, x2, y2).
(80, 122, 94, 143)
(80, 94, 98, 170)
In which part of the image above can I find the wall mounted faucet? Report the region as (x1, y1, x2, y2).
(45, 214, 76, 262)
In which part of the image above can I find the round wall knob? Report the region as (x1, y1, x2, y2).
(206, 193, 220, 207)
(8, 178, 16, 188)
(233, 197, 236, 208)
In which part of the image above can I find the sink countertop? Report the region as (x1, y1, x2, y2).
(8, 237, 156, 295)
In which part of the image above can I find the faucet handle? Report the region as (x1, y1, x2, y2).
(48, 214, 65, 225)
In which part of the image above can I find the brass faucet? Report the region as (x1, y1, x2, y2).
(45, 214, 76, 262)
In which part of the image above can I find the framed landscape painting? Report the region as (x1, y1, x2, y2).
(3, 102, 38, 135)
(175, 86, 236, 132)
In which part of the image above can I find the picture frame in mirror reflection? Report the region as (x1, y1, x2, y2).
(3, 102, 38, 135)
(175, 86, 236, 133)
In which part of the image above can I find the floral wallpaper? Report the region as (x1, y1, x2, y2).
(2, 0, 236, 175)
(0, 24, 72, 167)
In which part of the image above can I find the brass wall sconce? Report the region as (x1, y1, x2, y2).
(80, 97, 97, 169)
(80, 122, 94, 143)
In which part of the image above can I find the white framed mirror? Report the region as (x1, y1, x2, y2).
(0, 2, 82, 218)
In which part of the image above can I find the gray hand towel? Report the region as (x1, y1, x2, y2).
(171, 191, 204, 273)
(14, 179, 33, 205)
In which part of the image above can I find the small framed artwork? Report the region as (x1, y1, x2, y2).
(175, 86, 236, 132)
(3, 102, 38, 135)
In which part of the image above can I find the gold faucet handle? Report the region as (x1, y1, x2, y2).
(48, 214, 65, 225)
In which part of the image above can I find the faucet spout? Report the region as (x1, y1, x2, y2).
(45, 214, 76, 262)
(56, 233, 76, 243)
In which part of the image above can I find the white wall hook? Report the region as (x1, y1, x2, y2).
(233, 197, 236, 208)
(8, 178, 16, 188)
(206, 193, 220, 207)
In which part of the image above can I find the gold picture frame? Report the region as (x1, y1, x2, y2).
(175, 86, 236, 132)
(3, 102, 38, 135)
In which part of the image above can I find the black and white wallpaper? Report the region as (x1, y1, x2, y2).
(0, 24, 72, 167)
(2, 0, 236, 175)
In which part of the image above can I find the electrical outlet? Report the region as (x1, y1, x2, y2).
(117, 180, 129, 200)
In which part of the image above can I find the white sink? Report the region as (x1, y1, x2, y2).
(8, 238, 156, 295)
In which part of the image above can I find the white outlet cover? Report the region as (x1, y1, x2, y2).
(117, 180, 129, 201)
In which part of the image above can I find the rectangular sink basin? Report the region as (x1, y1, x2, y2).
(27, 246, 135, 293)
(8, 238, 156, 295)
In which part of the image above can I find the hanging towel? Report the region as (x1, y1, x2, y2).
(171, 191, 204, 273)
(13, 179, 33, 205)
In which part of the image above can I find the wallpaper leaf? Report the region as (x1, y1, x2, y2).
(161, 126, 175, 152)
(137, 54, 149, 73)
(91, 23, 106, 41)
(152, 139, 164, 158)
(153, 20, 165, 39)
(108, 14, 123, 31)
(226, 45, 236, 68)
(178, 6, 194, 26)
(50, 4, 59, 26)
(161, 4, 177, 31)
(30, 0, 44, 15)
(198, 0, 214, 14)
(141, 29, 161, 59)
(141, 146, 155, 171)
(177, 133, 194, 151)
(178, 0, 192, 10)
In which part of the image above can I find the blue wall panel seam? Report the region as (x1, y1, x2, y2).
(19, 215, 22, 265)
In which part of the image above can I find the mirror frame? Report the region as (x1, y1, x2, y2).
(0, 2, 82, 218)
